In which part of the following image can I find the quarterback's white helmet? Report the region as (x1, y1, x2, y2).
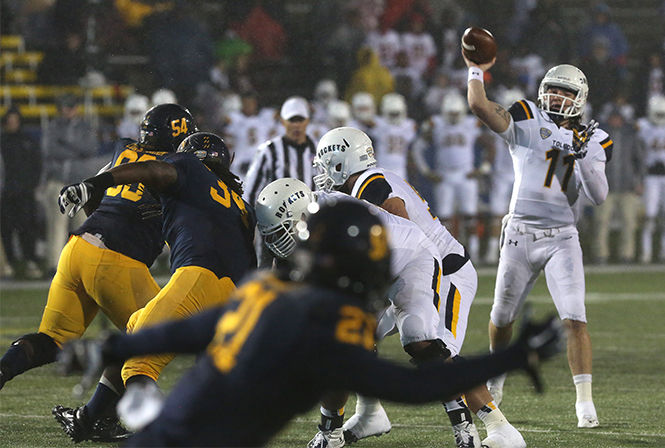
(314, 79, 338, 104)
(499, 87, 525, 109)
(441, 92, 467, 124)
(255, 178, 315, 258)
(351, 92, 376, 122)
(327, 100, 351, 128)
(124, 94, 150, 124)
(648, 95, 665, 126)
(381, 93, 407, 124)
(151, 88, 177, 106)
(313, 127, 376, 192)
(537, 64, 588, 119)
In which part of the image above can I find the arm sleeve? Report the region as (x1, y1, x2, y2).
(328, 344, 528, 404)
(356, 175, 393, 205)
(107, 306, 225, 361)
(575, 154, 608, 206)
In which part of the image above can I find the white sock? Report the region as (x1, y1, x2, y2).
(355, 394, 380, 414)
(573, 374, 593, 403)
(476, 401, 508, 433)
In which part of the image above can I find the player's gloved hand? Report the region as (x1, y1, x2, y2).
(58, 181, 96, 218)
(571, 120, 599, 159)
(516, 308, 564, 393)
(57, 333, 121, 397)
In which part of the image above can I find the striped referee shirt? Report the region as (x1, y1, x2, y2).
(243, 135, 317, 205)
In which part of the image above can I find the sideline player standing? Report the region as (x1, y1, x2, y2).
(463, 50, 611, 428)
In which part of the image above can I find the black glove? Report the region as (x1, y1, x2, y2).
(57, 333, 121, 397)
(571, 120, 599, 159)
(516, 309, 564, 393)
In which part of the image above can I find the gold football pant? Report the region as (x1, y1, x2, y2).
(121, 266, 236, 384)
(38, 235, 160, 346)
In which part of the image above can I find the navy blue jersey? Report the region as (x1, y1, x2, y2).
(74, 139, 167, 267)
(109, 271, 529, 447)
(161, 153, 256, 281)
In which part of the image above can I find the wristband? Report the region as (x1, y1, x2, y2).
(468, 67, 484, 83)
(85, 171, 115, 190)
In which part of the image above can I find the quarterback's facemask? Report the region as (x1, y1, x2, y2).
(537, 64, 588, 119)
(255, 178, 315, 259)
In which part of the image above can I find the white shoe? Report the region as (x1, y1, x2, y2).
(342, 405, 391, 444)
(482, 422, 526, 448)
(576, 401, 599, 428)
(452, 420, 481, 448)
(486, 375, 505, 407)
(307, 427, 345, 448)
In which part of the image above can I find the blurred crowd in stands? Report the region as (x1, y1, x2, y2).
(1, 0, 665, 278)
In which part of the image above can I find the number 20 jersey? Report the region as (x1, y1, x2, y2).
(500, 99, 613, 228)
(74, 138, 168, 267)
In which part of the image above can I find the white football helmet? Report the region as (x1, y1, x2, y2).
(537, 64, 588, 119)
(327, 100, 351, 128)
(351, 92, 376, 122)
(314, 79, 338, 104)
(499, 87, 525, 109)
(222, 93, 242, 116)
(381, 93, 407, 124)
(313, 127, 376, 192)
(255, 178, 316, 258)
(124, 94, 150, 124)
(441, 92, 467, 124)
(648, 95, 665, 126)
(151, 88, 177, 106)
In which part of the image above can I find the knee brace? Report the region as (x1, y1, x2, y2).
(404, 339, 451, 367)
(1, 332, 59, 381)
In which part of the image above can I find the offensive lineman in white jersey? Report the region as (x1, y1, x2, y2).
(636, 95, 665, 263)
(373, 93, 417, 180)
(464, 51, 611, 429)
(415, 91, 483, 261)
(312, 127, 526, 448)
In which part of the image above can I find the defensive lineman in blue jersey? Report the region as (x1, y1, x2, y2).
(56, 131, 256, 441)
(0, 103, 198, 442)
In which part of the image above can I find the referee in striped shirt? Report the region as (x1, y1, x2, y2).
(243, 96, 317, 205)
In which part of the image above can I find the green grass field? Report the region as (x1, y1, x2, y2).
(1, 266, 664, 447)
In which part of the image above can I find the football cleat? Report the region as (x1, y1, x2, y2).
(576, 401, 599, 428)
(307, 427, 345, 448)
(452, 420, 481, 448)
(342, 405, 391, 444)
(52, 405, 93, 443)
(481, 422, 526, 448)
(486, 374, 505, 407)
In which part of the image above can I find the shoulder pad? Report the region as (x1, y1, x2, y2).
(355, 171, 392, 205)
(593, 128, 613, 162)
(508, 100, 534, 122)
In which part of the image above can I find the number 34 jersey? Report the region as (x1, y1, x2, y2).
(500, 99, 613, 228)
(74, 138, 169, 267)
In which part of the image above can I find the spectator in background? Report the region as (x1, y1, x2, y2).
(37, 30, 87, 85)
(325, 6, 367, 89)
(580, 36, 623, 114)
(41, 95, 101, 273)
(1, 107, 43, 279)
(345, 46, 395, 105)
(231, 2, 287, 62)
(399, 14, 436, 81)
(523, 0, 571, 66)
(365, 24, 402, 70)
(592, 107, 643, 264)
(633, 49, 664, 116)
(578, 3, 628, 72)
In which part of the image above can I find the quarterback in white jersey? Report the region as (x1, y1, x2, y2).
(373, 93, 417, 179)
(465, 53, 610, 429)
(313, 127, 527, 448)
(636, 95, 665, 262)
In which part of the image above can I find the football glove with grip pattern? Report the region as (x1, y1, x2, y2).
(58, 172, 114, 218)
(571, 120, 599, 159)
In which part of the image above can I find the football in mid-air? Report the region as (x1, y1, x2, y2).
(461, 27, 497, 64)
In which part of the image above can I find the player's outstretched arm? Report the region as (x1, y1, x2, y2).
(462, 54, 511, 134)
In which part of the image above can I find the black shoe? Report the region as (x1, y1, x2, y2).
(52, 405, 93, 443)
(91, 416, 131, 442)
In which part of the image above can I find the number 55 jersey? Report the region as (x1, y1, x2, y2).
(501, 99, 613, 228)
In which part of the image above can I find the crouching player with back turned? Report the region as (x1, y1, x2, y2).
(59, 200, 563, 447)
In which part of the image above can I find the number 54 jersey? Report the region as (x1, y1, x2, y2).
(501, 99, 613, 228)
